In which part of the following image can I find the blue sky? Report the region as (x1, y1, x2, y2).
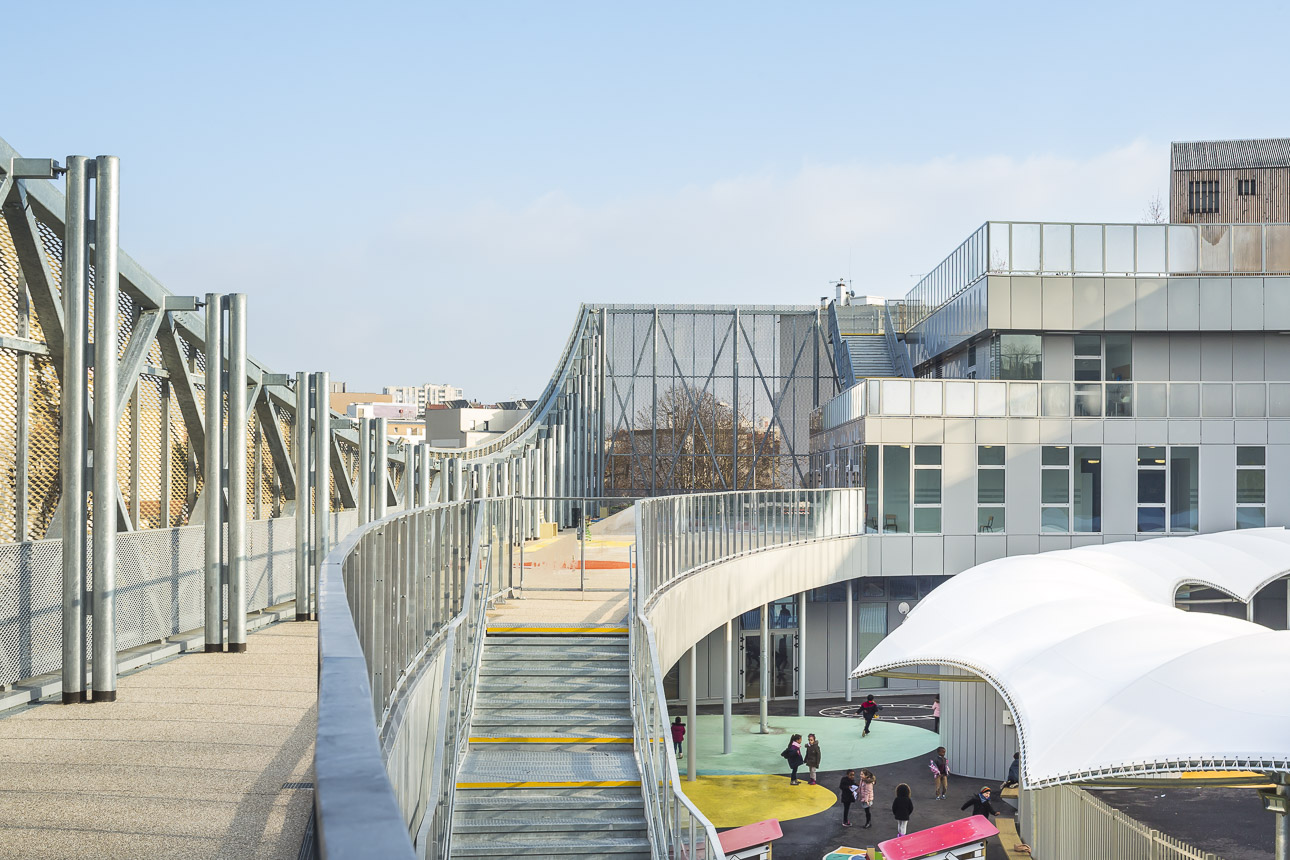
(6, 1, 1289, 399)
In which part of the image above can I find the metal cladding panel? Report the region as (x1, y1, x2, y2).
(1041, 277, 1073, 331)
(1011, 277, 1042, 330)
(1170, 334, 1203, 380)
(1071, 278, 1104, 330)
(1199, 444, 1237, 534)
(1200, 277, 1233, 330)
(1233, 335, 1266, 380)
(1136, 278, 1168, 329)
(1233, 277, 1265, 330)
(986, 276, 1010, 329)
(1172, 138, 1290, 170)
(1103, 278, 1136, 330)
(1102, 444, 1137, 531)
(1005, 444, 1041, 536)
(1264, 277, 1290, 330)
(1167, 278, 1201, 330)
(1201, 334, 1234, 381)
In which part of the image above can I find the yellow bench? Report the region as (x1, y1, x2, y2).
(996, 816, 1031, 857)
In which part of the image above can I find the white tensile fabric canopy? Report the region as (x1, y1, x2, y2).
(852, 529, 1290, 787)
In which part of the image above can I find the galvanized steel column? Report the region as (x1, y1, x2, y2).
(759, 602, 769, 733)
(357, 417, 371, 524)
(227, 294, 248, 652)
(404, 444, 415, 510)
(61, 156, 90, 704)
(91, 156, 120, 698)
(203, 293, 224, 652)
(845, 579, 854, 702)
(294, 372, 310, 621)
(314, 371, 331, 618)
(723, 620, 733, 754)
(374, 417, 388, 517)
(1274, 777, 1288, 860)
(418, 444, 430, 506)
(687, 645, 697, 781)
(797, 591, 807, 718)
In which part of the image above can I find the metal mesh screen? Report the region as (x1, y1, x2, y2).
(26, 356, 61, 539)
(0, 349, 17, 543)
(600, 306, 836, 496)
(0, 538, 62, 684)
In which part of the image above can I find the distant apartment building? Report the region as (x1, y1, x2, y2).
(1170, 137, 1290, 223)
(384, 383, 465, 411)
(425, 402, 530, 449)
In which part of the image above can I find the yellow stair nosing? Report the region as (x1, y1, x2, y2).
(469, 736, 633, 744)
(456, 780, 641, 789)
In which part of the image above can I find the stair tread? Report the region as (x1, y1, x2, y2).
(454, 814, 646, 828)
(455, 795, 642, 810)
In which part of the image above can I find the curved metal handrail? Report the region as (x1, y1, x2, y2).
(422, 305, 594, 461)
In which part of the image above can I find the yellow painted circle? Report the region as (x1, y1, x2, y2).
(679, 774, 837, 828)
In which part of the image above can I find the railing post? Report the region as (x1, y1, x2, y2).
(91, 155, 121, 698)
(358, 416, 371, 525)
(203, 291, 225, 652)
(294, 371, 311, 620)
(227, 294, 248, 652)
(314, 371, 331, 619)
(60, 155, 90, 704)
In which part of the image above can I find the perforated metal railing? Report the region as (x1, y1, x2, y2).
(0, 510, 356, 687)
(315, 497, 514, 860)
(630, 488, 866, 859)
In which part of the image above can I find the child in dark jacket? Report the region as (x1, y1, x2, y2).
(892, 783, 913, 836)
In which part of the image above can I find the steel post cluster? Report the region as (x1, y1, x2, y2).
(0, 144, 407, 698)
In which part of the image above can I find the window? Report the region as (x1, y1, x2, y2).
(913, 445, 942, 534)
(1042, 445, 1103, 532)
(1074, 335, 1101, 381)
(1238, 178, 1257, 196)
(978, 445, 1005, 532)
(1237, 447, 1266, 528)
(866, 445, 942, 534)
(997, 334, 1042, 380)
(882, 445, 910, 533)
(1041, 446, 1070, 532)
(1138, 446, 1199, 532)
(1188, 180, 1219, 214)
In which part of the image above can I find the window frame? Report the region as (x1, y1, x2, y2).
(1187, 179, 1220, 214)
(977, 445, 1006, 533)
(1137, 445, 1200, 533)
(1236, 446, 1266, 529)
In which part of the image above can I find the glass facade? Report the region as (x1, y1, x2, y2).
(998, 334, 1042, 380)
(913, 445, 942, 534)
(1041, 445, 1102, 532)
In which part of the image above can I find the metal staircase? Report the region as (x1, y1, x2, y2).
(451, 628, 651, 859)
(829, 300, 912, 383)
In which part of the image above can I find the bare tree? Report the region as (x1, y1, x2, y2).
(1144, 193, 1167, 224)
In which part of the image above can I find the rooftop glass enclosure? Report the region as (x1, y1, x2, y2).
(902, 221, 1290, 330)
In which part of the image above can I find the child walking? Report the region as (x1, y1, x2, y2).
(671, 717, 685, 756)
(892, 783, 913, 836)
(930, 746, 950, 799)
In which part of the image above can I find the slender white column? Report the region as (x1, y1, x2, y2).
(687, 645, 697, 782)
(723, 620, 733, 754)
(759, 603, 769, 734)
(797, 591, 806, 718)
(226, 294, 248, 652)
(845, 579, 854, 702)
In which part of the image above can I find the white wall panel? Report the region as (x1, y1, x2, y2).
(1042, 277, 1073, 330)
(1104, 278, 1136, 330)
(1265, 277, 1290, 330)
(1199, 277, 1232, 330)
(1012, 277, 1043, 330)
(1170, 334, 1202, 380)
(1041, 335, 1074, 381)
(1200, 444, 1236, 533)
(1102, 445, 1137, 535)
(1136, 278, 1168, 329)
(1268, 445, 1290, 527)
(1072, 278, 1104, 330)
(1200, 334, 1233, 381)
(987, 276, 1011, 330)
(1007, 444, 1041, 536)
(1232, 277, 1264, 330)
(1167, 278, 1200, 330)
(1134, 334, 1170, 380)
(913, 536, 945, 575)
